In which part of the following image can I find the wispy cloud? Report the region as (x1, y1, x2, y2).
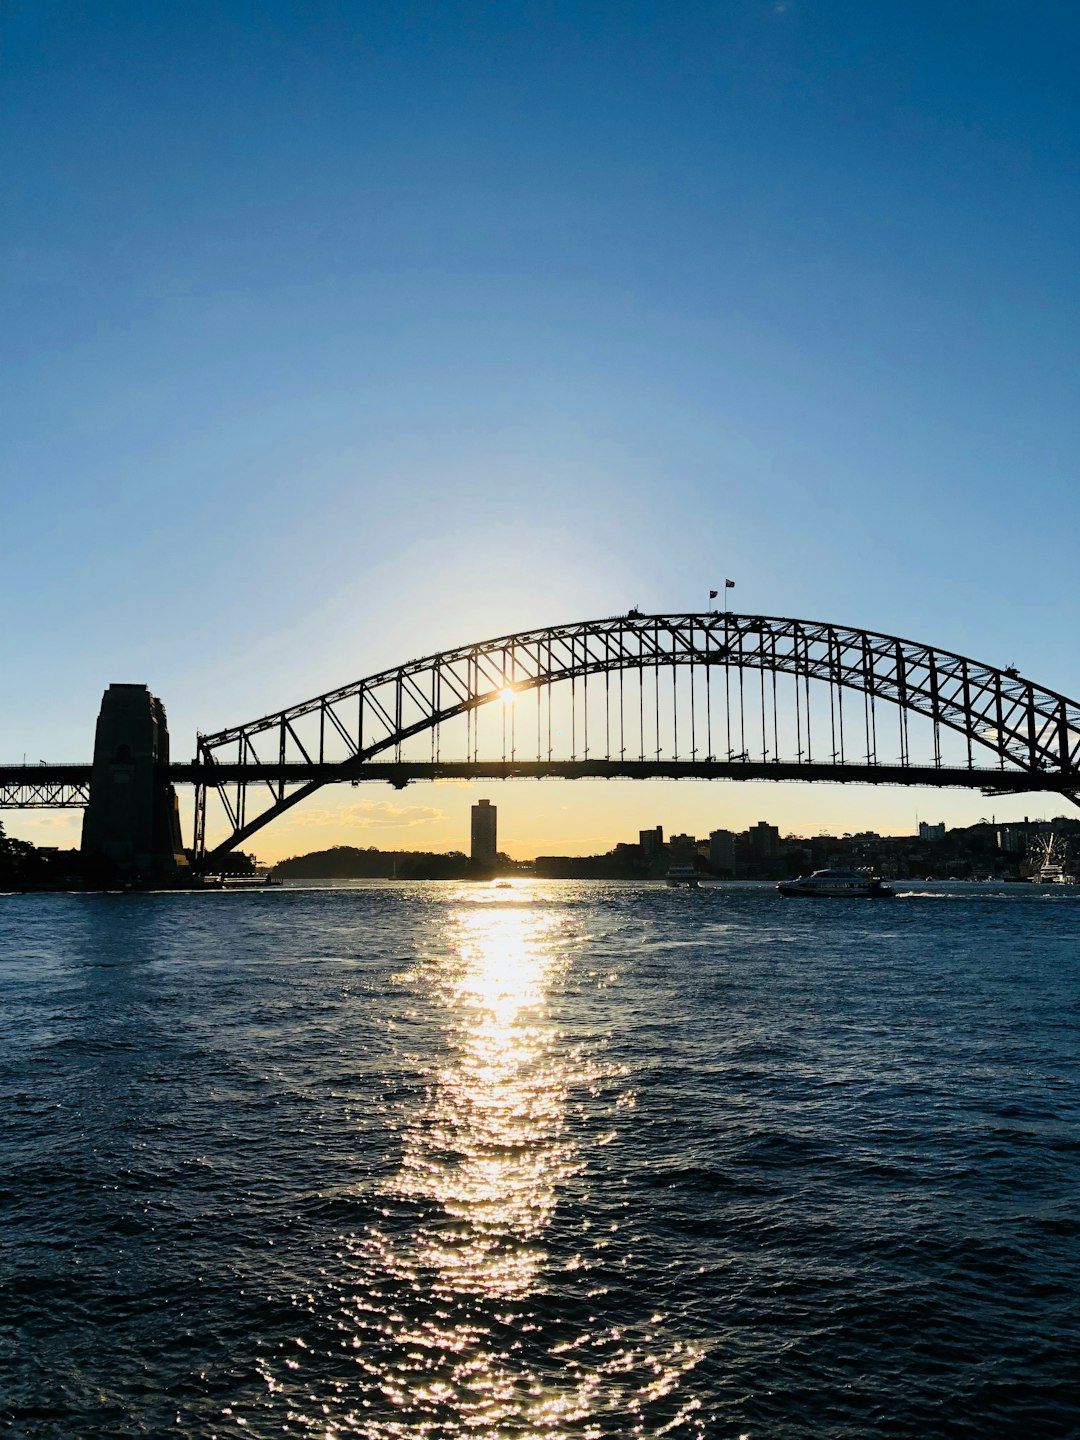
(11, 814, 80, 834)
(286, 800, 444, 830)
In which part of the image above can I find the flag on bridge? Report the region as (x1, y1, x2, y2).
(725, 579, 735, 588)
(709, 589, 718, 600)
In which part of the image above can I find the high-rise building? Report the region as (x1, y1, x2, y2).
(918, 821, 946, 842)
(746, 821, 781, 860)
(471, 799, 498, 868)
(639, 826, 664, 858)
(709, 829, 736, 871)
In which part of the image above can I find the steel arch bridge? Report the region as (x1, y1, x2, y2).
(189, 611, 1080, 860)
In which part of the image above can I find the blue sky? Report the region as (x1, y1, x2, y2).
(3, 1, 1079, 857)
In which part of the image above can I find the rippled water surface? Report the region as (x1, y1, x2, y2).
(2, 880, 1079, 1438)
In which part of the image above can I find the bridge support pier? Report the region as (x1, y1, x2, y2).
(81, 685, 188, 882)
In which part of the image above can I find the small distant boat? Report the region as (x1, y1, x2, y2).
(665, 862, 700, 888)
(778, 868, 896, 899)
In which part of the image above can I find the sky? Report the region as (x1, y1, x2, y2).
(2, 0, 1079, 861)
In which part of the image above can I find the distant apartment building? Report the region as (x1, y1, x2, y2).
(709, 829, 736, 872)
(470, 799, 498, 868)
(669, 832, 696, 853)
(639, 826, 664, 859)
(918, 821, 946, 842)
(746, 821, 781, 860)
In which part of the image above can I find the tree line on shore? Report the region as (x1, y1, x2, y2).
(0, 821, 262, 890)
(271, 844, 508, 880)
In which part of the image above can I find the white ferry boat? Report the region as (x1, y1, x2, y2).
(1028, 835, 1078, 885)
(1030, 862, 1076, 884)
(777, 867, 896, 899)
(665, 862, 700, 888)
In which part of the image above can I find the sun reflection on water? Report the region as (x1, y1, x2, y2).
(392, 893, 578, 1300)
(242, 886, 707, 1439)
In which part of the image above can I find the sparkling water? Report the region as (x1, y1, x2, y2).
(2, 881, 1078, 1437)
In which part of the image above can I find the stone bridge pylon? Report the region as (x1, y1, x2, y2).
(80, 684, 188, 881)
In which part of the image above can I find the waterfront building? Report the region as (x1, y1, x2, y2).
(470, 798, 497, 868)
(709, 829, 736, 872)
(997, 821, 1036, 853)
(638, 826, 664, 858)
(746, 821, 781, 860)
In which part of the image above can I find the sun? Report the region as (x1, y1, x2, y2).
(499, 686, 516, 704)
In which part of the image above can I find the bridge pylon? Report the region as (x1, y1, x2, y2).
(81, 685, 188, 882)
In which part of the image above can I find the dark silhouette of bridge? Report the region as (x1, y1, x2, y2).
(3, 612, 1079, 868)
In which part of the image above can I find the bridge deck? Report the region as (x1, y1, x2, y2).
(1, 758, 1074, 803)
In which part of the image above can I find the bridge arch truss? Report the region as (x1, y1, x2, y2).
(193, 612, 1080, 859)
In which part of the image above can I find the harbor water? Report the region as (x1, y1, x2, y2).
(2, 880, 1078, 1437)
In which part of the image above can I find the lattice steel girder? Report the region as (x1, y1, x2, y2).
(0, 766, 92, 808)
(198, 611, 1080, 779)
(0, 777, 91, 812)
(0, 782, 91, 808)
(188, 611, 1080, 860)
